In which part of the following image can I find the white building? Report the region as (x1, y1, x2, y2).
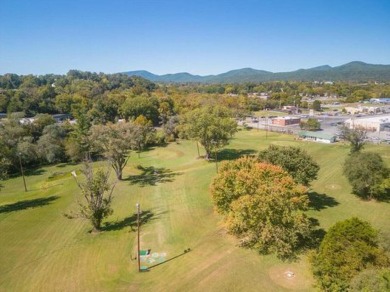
(344, 106, 381, 115)
(344, 115, 390, 132)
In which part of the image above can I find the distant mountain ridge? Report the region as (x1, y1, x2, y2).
(123, 61, 390, 83)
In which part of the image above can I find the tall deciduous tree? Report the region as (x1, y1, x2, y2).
(37, 124, 67, 163)
(343, 152, 389, 200)
(310, 218, 389, 291)
(258, 145, 320, 186)
(66, 100, 92, 161)
(0, 157, 10, 191)
(299, 118, 321, 131)
(132, 115, 156, 157)
(179, 106, 237, 159)
(210, 157, 311, 259)
(312, 100, 322, 111)
(66, 163, 116, 232)
(120, 95, 160, 125)
(89, 122, 137, 180)
(339, 125, 367, 153)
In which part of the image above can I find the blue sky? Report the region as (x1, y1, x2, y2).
(1, 0, 389, 75)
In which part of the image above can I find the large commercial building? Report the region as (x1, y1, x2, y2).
(344, 115, 390, 132)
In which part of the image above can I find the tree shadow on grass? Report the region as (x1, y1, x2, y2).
(25, 168, 46, 176)
(308, 191, 339, 211)
(55, 162, 78, 168)
(0, 195, 59, 214)
(217, 148, 257, 161)
(291, 218, 326, 256)
(305, 217, 327, 249)
(101, 210, 165, 232)
(148, 249, 191, 270)
(8, 167, 46, 179)
(125, 166, 182, 187)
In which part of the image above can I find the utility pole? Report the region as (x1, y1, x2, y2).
(136, 203, 141, 272)
(18, 153, 27, 192)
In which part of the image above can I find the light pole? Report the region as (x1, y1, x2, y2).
(18, 153, 27, 192)
(136, 202, 141, 272)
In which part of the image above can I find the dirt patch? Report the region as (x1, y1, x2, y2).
(268, 265, 311, 290)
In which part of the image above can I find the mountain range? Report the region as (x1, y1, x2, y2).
(124, 61, 390, 83)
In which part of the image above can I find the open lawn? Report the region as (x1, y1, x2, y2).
(1, 129, 389, 291)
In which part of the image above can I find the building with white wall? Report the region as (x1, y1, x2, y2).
(344, 115, 390, 132)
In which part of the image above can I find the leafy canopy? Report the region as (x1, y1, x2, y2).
(258, 145, 320, 186)
(343, 151, 390, 200)
(339, 125, 367, 153)
(90, 122, 136, 180)
(210, 157, 311, 260)
(179, 105, 237, 159)
(65, 163, 116, 232)
(349, 268, 390, 292)
(311, 217, 389, 292)
(299, 117, 321, 131)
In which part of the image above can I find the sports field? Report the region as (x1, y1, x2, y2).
(1, 129, 389, 291)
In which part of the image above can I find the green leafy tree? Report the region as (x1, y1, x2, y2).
(132, 115, 156, 157)
(17, 137, 39, 165)
(66, 101, 92, 161)
(66, 163, 116, 232)
(28, 113, 56, 141)
(312, 100, 322, 111)
(179, 106, 237, 159)
(310, 218, 389, 292)
(210, 157, 311, 260)
(120, 95, 160, 125)
(349, 268, 390, 292)
(88, 95, 119, 124)
(339, 125, 367, 153)
(343, 152, 389, 200)
(299, 118, 321, 131)
(258, 145, 320, 186)
(37, 124, 67, 163)
(89, 122, 138, 180)
(163, 115, 179, 141)
(0, 156, 10, 191)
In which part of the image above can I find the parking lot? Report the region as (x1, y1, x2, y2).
(239, 112, 390, 144)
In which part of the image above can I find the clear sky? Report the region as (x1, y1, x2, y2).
(1, 0, 389, 75)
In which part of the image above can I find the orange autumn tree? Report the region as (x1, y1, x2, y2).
(210, 157, 311, 260)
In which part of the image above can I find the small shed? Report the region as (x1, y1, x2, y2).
(298, 131, 336, 144)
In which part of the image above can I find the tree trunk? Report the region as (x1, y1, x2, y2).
(116, 170, 122, 180)
(91, 216, 102, 232)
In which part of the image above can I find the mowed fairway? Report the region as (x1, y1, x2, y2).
(1, 129, 389, 291)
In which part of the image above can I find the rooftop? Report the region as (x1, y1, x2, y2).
(298, 130, 336, 140)
(346, 115, 390, 123)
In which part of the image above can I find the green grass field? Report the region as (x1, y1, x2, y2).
(1, 129, 389, 291)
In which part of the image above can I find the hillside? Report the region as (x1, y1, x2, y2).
(124, 61, 390, 83)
